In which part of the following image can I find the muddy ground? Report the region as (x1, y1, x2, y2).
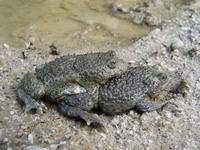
(0, 1, 200, 150)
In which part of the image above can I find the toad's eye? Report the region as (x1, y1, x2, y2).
(107, 61, 117, 69)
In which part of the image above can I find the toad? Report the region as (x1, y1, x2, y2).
(17, 51, 128, 113)
(57, 66, 188, 128)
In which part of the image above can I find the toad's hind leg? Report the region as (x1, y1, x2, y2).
(17, 73, 46, 113)
(57, 101, 106, 129)
(136, 76, 189, 112)
(135, 96, 170, 112)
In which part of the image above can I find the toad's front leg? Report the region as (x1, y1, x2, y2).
(17, 73, 47, 113)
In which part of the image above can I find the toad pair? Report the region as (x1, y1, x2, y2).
(17, 51, 187, 127)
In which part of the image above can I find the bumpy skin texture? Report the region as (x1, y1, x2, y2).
(57, 66, 186, 128)
(17, 51, 128, 113)
(98, 66, 183, 114)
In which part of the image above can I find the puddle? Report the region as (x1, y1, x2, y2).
(0, 0, 151, 49)
(0, 0, 49, 48)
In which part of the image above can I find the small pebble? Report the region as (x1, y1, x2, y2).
(3, 43, 9, 49)
(129, 60, 136, 64)
(154, 28, 161, 32)
(22, 51, 28, 59)
(160, 61, 167, 68)
(10, 110, 15, 115)
(171, 38, 184, 50)
(29, 37, 35, 43)
(116, 130, 122, 137)
(129, 110, 134, 115)
(59, 136, 67, 143)
(166, 112, 172, 119)
(111, 117, 120, 126)
(3, 137, 8, 143)
(100, 133, 107, 140)
(148, 139, 153, 143)
(28, 134, 34, 144)
(4, 117, 9, 120)
(181, 27, 190, 31)
(129, 130, 133, 135)
(26, 37, 36, 50)
(188, 47, 199, 57)
(16, 131, 23, 138)
(50, 144, 59, 150)
(24, 145, 47, 150)
(96, 24, 102, 30)
(59, 140, 66, 145)
(49, 44, 60, 55)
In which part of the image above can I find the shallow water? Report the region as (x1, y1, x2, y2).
(0, 0, 151, 49)
(0, 0, 196, 49)
(0, 0, 49, 48)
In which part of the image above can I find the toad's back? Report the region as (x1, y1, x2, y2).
(98, 66, 168, 114)
(35, 51, 128, 86)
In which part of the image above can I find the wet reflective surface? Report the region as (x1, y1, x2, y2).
(0, 0, 151, 49)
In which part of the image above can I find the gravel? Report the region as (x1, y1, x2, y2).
(0, 1, 200, 150)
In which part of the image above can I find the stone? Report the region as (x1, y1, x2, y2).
(28, 134, 34, 144)
(24, 145, 47, 150)
(171, 38, 184, 50)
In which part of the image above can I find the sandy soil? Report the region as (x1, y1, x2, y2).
(0, 1, 200, 150)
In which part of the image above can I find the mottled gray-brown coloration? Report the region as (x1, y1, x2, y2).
(57, 66, 187, 127)
(16, 51, 128, 113)
(99, 66, 186, 114)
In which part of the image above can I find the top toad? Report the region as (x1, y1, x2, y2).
(17, 51, 128, 113)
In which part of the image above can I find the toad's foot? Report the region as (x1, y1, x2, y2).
(17, 72, 46, 113)
(23, 100, 47, 114)
(17, 88, 47, 113)
(57, 101, 106, 130)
